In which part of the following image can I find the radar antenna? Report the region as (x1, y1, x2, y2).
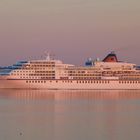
(44, 51, 55, 60)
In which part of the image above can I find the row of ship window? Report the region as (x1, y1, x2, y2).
(68, 72, 101, 74)
(11, 73, 140, 78)
(119, 81, 140, 84)
(22, 68, 53, 70)
(29, 74, 55, 76)
(11, 73, 55, 76)
(13, 71, 55, 73)
(69, 74, 101, 76)
(20, 77, 55, 79)
(70, 80, 110, 83)
(25, 80, 140, 84)
(25, 65, 55, 67)
(25, 80, 110, 84)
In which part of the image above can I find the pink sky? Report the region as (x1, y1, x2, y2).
(0, 0, 140, 66)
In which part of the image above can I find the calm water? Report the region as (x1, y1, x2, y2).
(0, 90, 140, 140)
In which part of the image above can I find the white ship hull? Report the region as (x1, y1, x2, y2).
(0, 79, 140, 90)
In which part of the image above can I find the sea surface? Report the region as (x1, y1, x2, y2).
(0, 90, 140, 140)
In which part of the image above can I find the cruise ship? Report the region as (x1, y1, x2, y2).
(0, 52, 140, 90)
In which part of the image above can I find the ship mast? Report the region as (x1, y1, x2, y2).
(44, 51, 55, 60)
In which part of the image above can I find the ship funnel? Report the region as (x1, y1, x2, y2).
(103, 52, 118, 62)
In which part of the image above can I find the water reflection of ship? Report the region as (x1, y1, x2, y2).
(0, 90, 140, 100)
(0, 90, 139, 140)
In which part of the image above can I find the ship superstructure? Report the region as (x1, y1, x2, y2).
(0, 52, 140, 89)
